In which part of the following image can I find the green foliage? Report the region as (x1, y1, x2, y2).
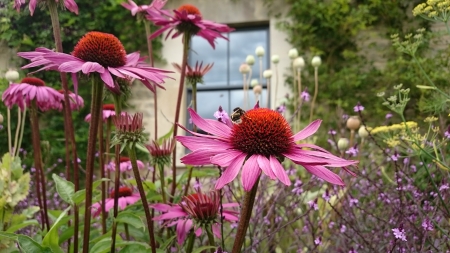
(0, 153, 30, 209)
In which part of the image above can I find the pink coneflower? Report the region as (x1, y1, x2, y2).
(2, 77, 63, 111)
(121, 0, 167, 16)
(84, 104, 121, 122)
(151, 191, 238, 245)
(173, 61, 213, 85)
(91, 186, 140, 217)
(106, 156, 145, 172)
(55, 89, 84, 111)
(146, 4, 234, 48)
(18, 31, 172, 93)
(177, 105, 358, 191)
(14, 0, 78, 16)
(146, 139, 175, 166)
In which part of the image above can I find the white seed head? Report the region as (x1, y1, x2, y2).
(255, 46, 265, 57)
(271, 54, 280, 64)
(246, 55, 255, 65)
(293, 57, 305, 68)
(311, 56, 322, 67)
(250, 79, 259, 87)
(263, 69, 272, 79)
(239, 63, 250, 74)
(253, 84, 262, 95)
(337, 138, 349, 150)
(346, 116, 361, 131)
(5, 69, 19, 82)
(288, 48, 298, 59)
(358, 126, 369, 138)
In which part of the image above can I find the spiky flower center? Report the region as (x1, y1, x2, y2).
(22, 77, 45, 87)
(72, 31, 126, 67)
(120, 157, 130, 163)
(103, 104, 115, 111)
(110, 186, 133, 198)
(177, 4, 201, 16)
(180, 192, 218, 222)
(231, 108, 293, 157)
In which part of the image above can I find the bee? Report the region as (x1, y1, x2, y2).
(230, 107, 246, 124)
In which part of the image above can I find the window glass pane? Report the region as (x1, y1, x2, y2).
(190, 36, 227, 86)
(229, 30, 268, 86)
(195, 90, 230, 120)
(229, 89, 267, 112)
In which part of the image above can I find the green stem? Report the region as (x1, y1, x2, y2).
(170, 34, 191, 202)
(98, 115, 107, 234)
(6, 107, 12, 155)
(16, 107, 27, 158)
(412, 56, 450, 99)
(231, 177, 260, 253)
(186, 233, 196, 253)
(309, 67, 319, 122)
(158, 163, 167, 203)
(128, 147, 157, 252)
(206, 225, 216, 252)
(82, 78, 104, 253)
(13, 108, 21, 157)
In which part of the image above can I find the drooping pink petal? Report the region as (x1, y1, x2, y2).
(176, 219, 193, 245)
(256, 154, 276, 179)
(176, 136, 232, 151)
(292, 119, 322, 141)
(180, 148, 219, 165)
(215, 153, 246, 189)
(241, 155, 261, 191)
(150, 203, 173, 212)
(302, 165, 345, 186)
(188, 108, 231, 138)
(211, 150, 246, 167)
(269, 155, 291, 186)
(64, 0, 79, 15)
(212, 223, 221, 238)
(100, 71, 114, 88)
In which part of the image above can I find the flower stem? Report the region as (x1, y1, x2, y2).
(206, 225, 216, 252)
(144, 20, 158, 138)
(170, 34, 191, 202)
(158, 163, 167, 203)
(274, 64, 279, 109)
(98, 116, 107, 234)
(29, 100, 50, 231)
(265, 78, 270, 108)
(231, 177, 260, 253)
(13, 108, 21, 157)
(309, 67, 319, 122)
(186, 233, 196, 253)
(412, 56, 450, 100)
(82, 78, 104, 253)
(48, 2, 80, 251)
(128, 147, 157, 252)
(296, 68, 302, 126)
(16, 107, 27, 158)
(6, 107, 12, 155)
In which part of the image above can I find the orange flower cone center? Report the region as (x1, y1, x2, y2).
(103, 104, 115, 111)
(72, 31, 127, 68)
(22, 77, 45, 87)
(110, 186, 133, 198)
(57, 89, 72, 94)
(120, 157, 130, 163)
(177, 4, 201, 16)
(231, 108, 293, 157)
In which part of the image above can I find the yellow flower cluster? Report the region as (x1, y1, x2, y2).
(413, 0, 450, 20)
(370, 121, 418, 135)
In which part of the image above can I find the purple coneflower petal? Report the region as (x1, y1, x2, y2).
(269, 155, 291, 186)
(211, 150, 246, 167)
(189, 109, 230, 138)
(176, 136, 232, 151)
(256, 155, 276, 179)
(180, 149, 219, 165)
(176, 219, 193, 245)
(241, 155, 261, 191)
(293, 119, 321, 141)
(302, 165, 345, 186)
(215, 153, 246, 189)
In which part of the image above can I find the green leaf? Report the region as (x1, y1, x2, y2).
(119, 244, 148, 253)
(42, 206, 70, 253)
(193, 246, 217, 253)
(52, 174, 75, 205)
(72, 178, 110, 205)
(6, 220, 39, 233)
(90, 238, 122, 253)
(157, 127, 173, 145)
(0, 231, 18, 241)
(158, 235, 176, 250)
(17, 235, 44, 252)
(135, 143, 149, 154)
(115, 212, 144, 230)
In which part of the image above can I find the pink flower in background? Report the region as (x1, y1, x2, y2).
(18, 31, 172, 94)
(151, 191, 238, 245)
(85, 104, 123, 122)
(121, 0, 167, 16)
(55, 89, 84, 111)
(2, 77, 63, 111)
(146, 4, 234, 48)
(91, 186, 140, 217)
(105, 156, 145, 172)
(14, 0, 78, 16)
(177, 105, 358, 191)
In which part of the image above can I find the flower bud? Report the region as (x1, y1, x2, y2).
(0, 113, 3, 124)
(288, 48, 298, 59)
(337, 138, 349, 150)
(250, 79, 258, 87)
(239, 63, 250, 74)
(346, 116, 361, 131)
(255, 46, 265, 57)
(263, 70, 272, 79)
(253, 84, 262, 95)
(246, 55, 255, 65)
(358, 126, 369, 139)
(293, 57, 305, 69)
(5, 69, 19, 82)
(311, 56, 322, 67)
(271, 54, 280, 64)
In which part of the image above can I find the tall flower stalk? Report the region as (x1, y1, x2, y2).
(309, 56, 321, 122)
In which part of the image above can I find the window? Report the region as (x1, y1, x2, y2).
(187, 26, 270, 121)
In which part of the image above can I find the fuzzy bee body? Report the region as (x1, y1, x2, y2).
(231, 107, 246, 124)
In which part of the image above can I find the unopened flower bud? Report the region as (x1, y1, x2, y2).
(346, 116, 361, 131)
(255, 46, 265, 57)
(288, 48, 298, 59)
(5, 69, 19, 82)
(263, 70, 272, 79)
(293, 57, 305, 69)
(271, 55, 280, 64)
(311, 56, 322, 67)
(239, 63, 250, 74)
(358, 126, 369, 138)
(253, 84, 262, 95)
(246, 55, 255, 65)
(0, 113, 3, 124)
(250, 79, 258, 87)
(337, 138, 349, 150)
